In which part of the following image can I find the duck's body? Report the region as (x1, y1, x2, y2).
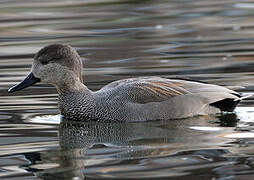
(8, 44, 244, 122)
(59, 76, 241, 122)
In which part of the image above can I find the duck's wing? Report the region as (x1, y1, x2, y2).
(124, 78, 190, 104)
(100, 77, 241, 105)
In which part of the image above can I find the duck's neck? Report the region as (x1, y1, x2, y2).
(55, 75, 91, 95)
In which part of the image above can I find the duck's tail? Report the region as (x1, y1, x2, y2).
(239, 94, 254, 101)
(210, 93, 253, 112)
(210, 98, 240, 112)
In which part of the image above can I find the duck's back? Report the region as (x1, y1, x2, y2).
(93, 77, 241, 121)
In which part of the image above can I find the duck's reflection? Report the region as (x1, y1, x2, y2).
(52, 114, 238, 179)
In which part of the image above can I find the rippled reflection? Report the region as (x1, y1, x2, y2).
(17, 114, 251, 179)
(1, 0, 254, 179)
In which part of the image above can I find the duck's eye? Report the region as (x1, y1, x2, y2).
(41, 60, 48, 65)
(40, 58, 52, 65)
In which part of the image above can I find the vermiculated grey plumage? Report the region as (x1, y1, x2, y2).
(59, 76, 242, 122)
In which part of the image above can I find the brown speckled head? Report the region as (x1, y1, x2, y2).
(32, 44, 84, 92)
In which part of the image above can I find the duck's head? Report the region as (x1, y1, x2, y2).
(8, 44, 83, 93)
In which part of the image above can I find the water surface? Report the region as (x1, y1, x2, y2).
(1, 0, 254, 179)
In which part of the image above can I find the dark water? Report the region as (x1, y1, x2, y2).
(1, 0, 254, 179)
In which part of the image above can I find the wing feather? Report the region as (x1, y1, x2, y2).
(98, 77, 240, 105)
(123, 78, 191, 103)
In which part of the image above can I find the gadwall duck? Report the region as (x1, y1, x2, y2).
(8, 44, 246, 122)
